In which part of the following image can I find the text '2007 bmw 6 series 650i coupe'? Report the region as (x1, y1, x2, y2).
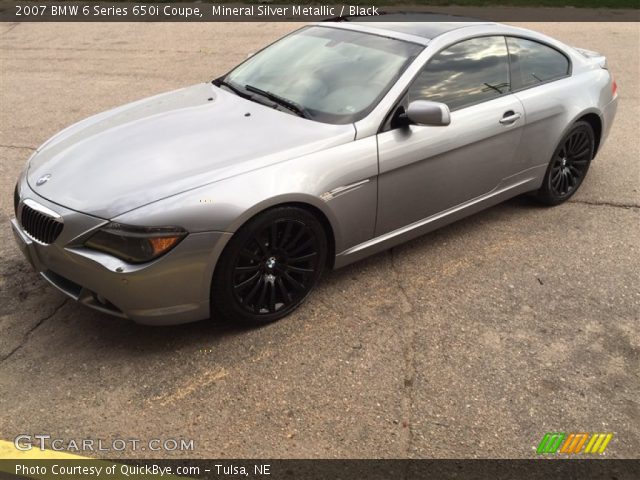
(11, 21, 618, 325)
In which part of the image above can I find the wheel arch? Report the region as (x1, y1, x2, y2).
(286, 201, 336, 269)
(576, 112, 602, 155)
(209, 198, 337, 323)
(222, 195, 338, 269)
(532, 110, 597, 206)
(563, 108, 602, 158)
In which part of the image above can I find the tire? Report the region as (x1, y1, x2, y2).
(211, 206, 327, 325)
(533, 121, 595, 206)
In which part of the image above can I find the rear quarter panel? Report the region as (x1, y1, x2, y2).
(512, 66, 613, 178)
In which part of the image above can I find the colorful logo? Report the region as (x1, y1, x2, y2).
(536, 433, 613, 454)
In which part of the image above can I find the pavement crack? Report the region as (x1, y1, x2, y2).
(0, 144, 36, 151)
(388, 249, 419, 463)
(568, 199, 639, 209)
(0, 298, 68, 363)
(388, 249, 416, 314)
(0, 23, 20, 36)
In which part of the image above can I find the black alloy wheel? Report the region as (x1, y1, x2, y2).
(212, 206, 327, 324)
(535, 121, 595, 205)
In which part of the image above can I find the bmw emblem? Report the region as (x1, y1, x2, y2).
(36, 174, 51, 186)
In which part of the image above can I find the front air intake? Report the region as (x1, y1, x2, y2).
(21, 203, 63, 244)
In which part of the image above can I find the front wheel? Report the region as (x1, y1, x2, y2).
(534, 121, 595, 205)
(211, 206, 327, 325)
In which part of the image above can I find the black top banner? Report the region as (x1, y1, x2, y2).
(1, 1, 639, 22)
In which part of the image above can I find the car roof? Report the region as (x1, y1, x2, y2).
(343, 14, 495, 41)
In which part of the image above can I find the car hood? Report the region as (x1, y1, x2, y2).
(27, 83, 355, 219)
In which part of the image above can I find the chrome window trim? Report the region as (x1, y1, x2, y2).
(377, 33, 575, 133)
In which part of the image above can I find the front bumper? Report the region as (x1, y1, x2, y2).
(11, 183, 232, 325)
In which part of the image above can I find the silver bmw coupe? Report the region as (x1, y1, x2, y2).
(11, 21, 618, 325)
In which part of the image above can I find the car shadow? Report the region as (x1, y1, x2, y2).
(323, 194, 540, 285)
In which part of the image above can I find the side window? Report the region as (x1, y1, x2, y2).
(408, 36, 510, 111)
(506, 37, 570, 90)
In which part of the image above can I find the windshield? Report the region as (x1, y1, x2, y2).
(221, 26, 423, 124)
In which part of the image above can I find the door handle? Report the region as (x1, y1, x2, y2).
(499, 111, 522, 125)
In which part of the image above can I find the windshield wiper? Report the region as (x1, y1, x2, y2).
(244, 84, 310, 119)
(212, 79, 251, 99)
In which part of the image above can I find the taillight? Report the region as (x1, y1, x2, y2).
(612, 77, 618, 97)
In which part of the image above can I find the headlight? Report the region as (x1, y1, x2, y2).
(85, 222, 187, 264)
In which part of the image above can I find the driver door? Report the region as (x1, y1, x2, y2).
(375, 36, 524, 236)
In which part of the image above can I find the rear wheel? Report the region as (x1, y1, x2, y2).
(534, 121, 594, 205)
(212, 207, 327, 325)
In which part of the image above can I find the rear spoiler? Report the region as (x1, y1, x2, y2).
(573, 47, 608, 69)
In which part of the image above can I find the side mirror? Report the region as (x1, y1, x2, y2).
(406, 100, 451, 126)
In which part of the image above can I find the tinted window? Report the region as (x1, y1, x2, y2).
(507, 37, 570, 90)
(408, 36, 510, 111)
